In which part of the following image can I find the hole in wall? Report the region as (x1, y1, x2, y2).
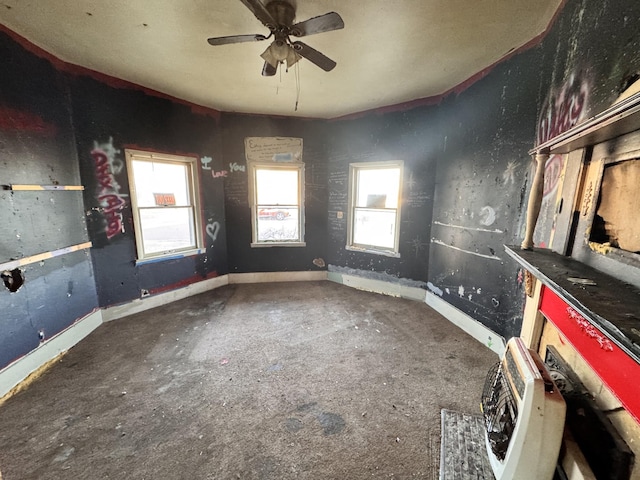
(1, 268, 24, 292)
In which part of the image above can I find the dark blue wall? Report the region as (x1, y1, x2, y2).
(0, 30, 99, 368)
(69, 75, 228, 307)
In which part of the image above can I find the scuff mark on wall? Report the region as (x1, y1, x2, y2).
(91, 137, 127, 239)
(431, 238, 502, 261)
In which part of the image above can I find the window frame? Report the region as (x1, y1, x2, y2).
(347, 160, 403, 257)
(248, 161, 306, 248)
(125, 149, 204, 263)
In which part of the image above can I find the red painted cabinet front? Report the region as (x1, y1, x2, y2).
(540, 286, 640, 423)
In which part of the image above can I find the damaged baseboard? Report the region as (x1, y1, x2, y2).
(425, 292, 505, 356)
(102, 275, 230, 322)
(327, 270, 504, 356)
(327, 271, 427, 302)
(0, 309, 103, 401)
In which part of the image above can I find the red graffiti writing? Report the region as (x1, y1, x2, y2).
(538, 74, 589, 198)
(542, 156, 563, 197)
(0, 106, 57, 136)
(212, 170, 228, 178)
(91, 137, 127, 239)
(538, 74, 589, 145)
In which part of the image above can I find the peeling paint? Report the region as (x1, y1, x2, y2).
(426, 282, 443, 296)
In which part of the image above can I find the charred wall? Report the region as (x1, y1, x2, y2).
(325, 0, 640, 339)
(220, 113, 328, 273)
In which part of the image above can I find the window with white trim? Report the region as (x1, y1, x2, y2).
(249, 162, 305, 247)
(347, 161, 403, 256)
(125, 149, 203, 261)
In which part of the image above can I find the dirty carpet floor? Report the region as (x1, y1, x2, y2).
(0, 281, 498, 479)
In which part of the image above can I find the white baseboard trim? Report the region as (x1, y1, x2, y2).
(0, 309, 103, 400)
(228, 271, 328, 284)
(102, 275, 230, 322)
(327, 271, 427, 302)
(102, 271, 327, 322)
(1, 270, 502, 402)
(425, 292, 505, 356)
(328, 271, 503, 355)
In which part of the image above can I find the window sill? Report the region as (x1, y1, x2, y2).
(135, 248, 204, 266)
(346, 245, 400, 258)
(251, 242, 306, 248)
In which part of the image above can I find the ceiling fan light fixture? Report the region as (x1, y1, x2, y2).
(207, 0, 343, 76)
(261, 39, 290, 68)
(286, 48, 300, 68)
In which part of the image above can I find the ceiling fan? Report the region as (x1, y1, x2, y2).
(207, 0, 344, 76)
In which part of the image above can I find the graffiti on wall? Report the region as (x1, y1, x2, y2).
(206, 221, 221, 245)
(537, 73, 590, 198)
(91, 137, 127, 239)
(200, 156, 213, 170)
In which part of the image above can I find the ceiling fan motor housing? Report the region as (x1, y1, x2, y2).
(265, 1, 296, 29)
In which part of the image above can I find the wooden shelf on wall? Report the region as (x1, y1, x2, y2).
(0, 242, 92, 271)
(530, 91, 640, 155)
(2, 184, 85, 191)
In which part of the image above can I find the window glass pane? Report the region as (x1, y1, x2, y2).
(256, 207, 299, 242)
(353, 208, 397, 249)
(356, 168, 400, 208)
(256, 169, 298, 205)
(132, 160, 190, 207)
(139, 207, 195, 254)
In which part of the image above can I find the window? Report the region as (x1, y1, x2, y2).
(125, 149, 203, 261)
(249, 162, 305, 247)
(347, 161, 403, 256)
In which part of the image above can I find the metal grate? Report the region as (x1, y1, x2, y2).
(481, 362, 518, 461)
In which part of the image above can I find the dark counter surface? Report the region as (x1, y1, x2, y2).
(505, 245, 640, 363)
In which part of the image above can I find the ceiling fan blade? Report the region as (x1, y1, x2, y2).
(238, 0, 276, 28)
(262, 61, 277, 76)
(291, 12, 344, 37)
(207, 33, 268, 46)
(292, 41, 337, 71)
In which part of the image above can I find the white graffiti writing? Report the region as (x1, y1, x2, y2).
(479, 206, 496, 226)
(566, 306, 614, 352)
(206, 222, 221, 244)
(91, 137, 127, 239)
(200, 156, 213, 170)
(502, 161, 517, 186)
(229, 162, 246, 173)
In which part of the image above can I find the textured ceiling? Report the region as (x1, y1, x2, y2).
(0, 0, 562, 118)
